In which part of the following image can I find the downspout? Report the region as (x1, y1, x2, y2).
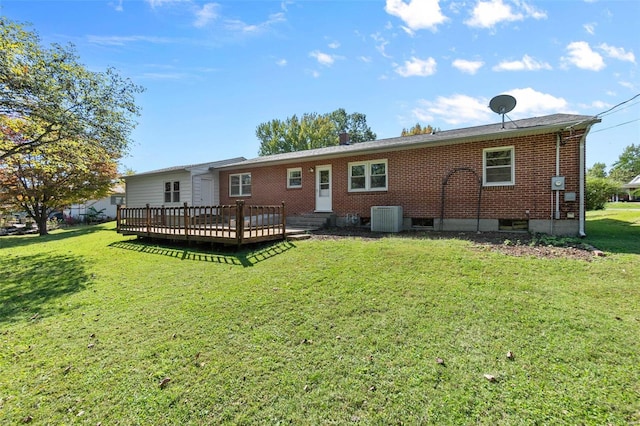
(578, 124, 595, 237)
(555, 133, 561, 221)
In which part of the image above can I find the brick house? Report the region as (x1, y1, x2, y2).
(212, 114, 600, 236)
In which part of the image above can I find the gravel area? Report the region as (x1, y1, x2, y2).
(309, 228, 600, 261)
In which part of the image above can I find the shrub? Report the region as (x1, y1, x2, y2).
(586, 177, 620, 210)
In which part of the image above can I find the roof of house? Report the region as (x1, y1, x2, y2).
(218, 113, 601, 170)
(124, 157, 247, 178)
(622, 175, 640, 189)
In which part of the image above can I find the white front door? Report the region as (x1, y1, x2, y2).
(200, 178, 212, 205)
(315, 165, 332, 212)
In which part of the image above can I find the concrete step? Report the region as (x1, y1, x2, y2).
(286, 214, 333, 229)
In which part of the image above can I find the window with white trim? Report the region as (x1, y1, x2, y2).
(483, 147, 514, 186)
(164, 181, 180, 203)
(348, 159, 387, 192)
(287, 168, 302, 188)
(230, 173, 251, 196)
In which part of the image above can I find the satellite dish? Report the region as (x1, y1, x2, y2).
(489, 94, 517, 129)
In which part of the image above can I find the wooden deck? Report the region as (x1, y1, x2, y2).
(116, 201, 286, 246)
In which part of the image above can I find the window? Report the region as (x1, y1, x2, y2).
(348, 159, 387, 192)
(164, 181, 180, 203)
(111, 195, 125, 205)
(483, 147, 514, 186)
(230, 173, 251, 196)
(287, 168, 302, 188)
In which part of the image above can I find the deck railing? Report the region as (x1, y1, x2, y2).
(116, 200, 286, 245)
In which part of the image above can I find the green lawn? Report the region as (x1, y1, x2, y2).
(1, 210, 639, 425)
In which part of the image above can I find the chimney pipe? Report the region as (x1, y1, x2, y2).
(339, 132, 350, 145)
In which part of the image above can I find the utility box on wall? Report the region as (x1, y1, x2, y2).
(371, 206, 403, 233)
(551, 176, 565, 191)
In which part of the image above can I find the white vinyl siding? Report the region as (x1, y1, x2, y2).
(348, 159, 387, 192)
(483, 147, 515, 186)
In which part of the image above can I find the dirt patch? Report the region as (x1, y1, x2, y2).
(309, 228, 599, 261)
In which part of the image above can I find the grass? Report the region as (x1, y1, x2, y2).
(1, 208, 639, 425)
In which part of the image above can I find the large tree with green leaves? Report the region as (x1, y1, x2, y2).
(587, 162, 607, 179)
(609, 144, 640, 184)
(256, 109, 376, 156)
(0, 16, 143, 161)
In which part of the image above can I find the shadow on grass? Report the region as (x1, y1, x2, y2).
(0, 252, 90, 324)
(108, 238, 296, 267)
(0, 224, 107, 250)
(585, 217, 640, 255)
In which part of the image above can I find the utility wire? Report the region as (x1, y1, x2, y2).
(590, 118, 640, 133)
(595, 93, 640, 118)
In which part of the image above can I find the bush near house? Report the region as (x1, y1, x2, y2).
(586, 176, 620, 210)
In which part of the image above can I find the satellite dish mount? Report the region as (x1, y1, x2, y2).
(489, 94, 517, 129)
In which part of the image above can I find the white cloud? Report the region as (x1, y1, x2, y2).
(276, 59, 287, 67)
(414, 94, 489, 125)
(224, 12, 286, 34)
(465, 0, 545, 29)
(87, 35, 174, 46)
(452, 59, 484, 74)
(505, 88, 571, 116)
(360, 56, 373, 63)
(395, 57, 437, 77)
(583, 22, 596, 35)
(562, 41, 605, 71)
(598, 43, 636, 63)
(384, 0, 448, 32)
(493, 54, 552, 71)
(412, 88, 571, 126)
(371, 33, 392, 58)
(194, 3, 219, 28)
(328, 41, 340, 49)
(309, 51, 335, 67)
(146, 0, 184, 7)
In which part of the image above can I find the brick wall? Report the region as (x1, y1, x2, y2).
(220, 129, 585, 221)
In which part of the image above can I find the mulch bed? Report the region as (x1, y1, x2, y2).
(309, 228, 601, 261)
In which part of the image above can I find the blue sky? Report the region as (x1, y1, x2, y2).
(2, 0, 639, 174)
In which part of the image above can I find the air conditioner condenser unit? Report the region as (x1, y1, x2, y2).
(370, 206, 403, 232)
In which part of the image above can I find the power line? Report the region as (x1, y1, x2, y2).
(595, 93, 640, 118)
(590, 118, 640, 133)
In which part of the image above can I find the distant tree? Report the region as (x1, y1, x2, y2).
(401, 122, 437, 137)
(585, 177, 620, 210)
(257, 109, 376, 156)
(329, 108, 377, 143)
(0, 17, 143, 161)
(0, 132, 118, 235)
(609, 144, 640, 184)
(586, 162, 607, 179)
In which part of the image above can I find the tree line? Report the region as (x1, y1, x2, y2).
(586, 144, 640, 210)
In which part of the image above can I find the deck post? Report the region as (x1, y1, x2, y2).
(236, 200, 245, 246)
(281, 201, 286, 240)
(146, 203, 151, 236)
(116, 204, 121, 232)
(183, 202, 190, 240)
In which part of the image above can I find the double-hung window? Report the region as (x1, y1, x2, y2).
(348, 159, 387, 192)
(230, 173, 251, 196)
(483, 147, 514, 186)
(287, 168, 302, 188)
(164, 181, 180, 203)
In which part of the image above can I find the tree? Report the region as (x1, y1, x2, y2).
(609, 144, 640, 184)
(401, 122, 438, 136)
(0, 132, 118, 235)
(586, 162, 607, 179)
(585, 177, 620, 211)
(256, 109, 376, 156)
(329, 108, 377, 143)
(0, 17, 143, 161)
